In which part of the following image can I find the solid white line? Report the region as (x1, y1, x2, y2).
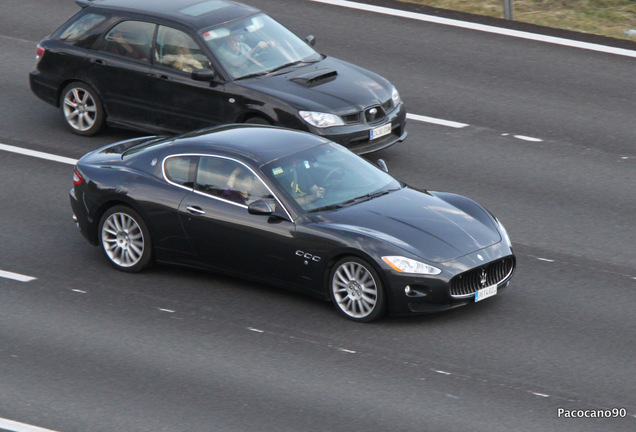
(0, 143, 77, 165)
(407, 113, 468, 128)
(0, 418, 62, 432)
(310, 0, 636, 58)
(0, 270, 37, 282)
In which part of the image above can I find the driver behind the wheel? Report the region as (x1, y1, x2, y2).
(288, 160, 325, 206)
(215, 31, 274, 73)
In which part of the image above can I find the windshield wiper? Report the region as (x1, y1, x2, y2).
(309, 188, 397, 213)
(341, 189, 397, 206)
(267, 59, 320, 75)
(266, 60, 304, 74)
(235, 71, 269, 80)
(308, 202, 345, 213)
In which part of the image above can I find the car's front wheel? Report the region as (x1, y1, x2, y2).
(98, 206, 152, 273)
(329, 257, 386, 322)
(244, 116, 271, 126)
(60, 82, 105, 136)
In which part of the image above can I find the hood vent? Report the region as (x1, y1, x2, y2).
(289, 68, 338, 87)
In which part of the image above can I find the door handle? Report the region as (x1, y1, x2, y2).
(186, 206, 205, 215)
(90, 58, 106, 65)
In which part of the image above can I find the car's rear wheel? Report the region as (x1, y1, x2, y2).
(98, 206, 152, 273)
(60, 82, 105, 136)
(329, 257, 385, 322)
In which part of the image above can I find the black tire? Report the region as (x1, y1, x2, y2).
(98, 206, 153, 273)
(328, 257, 386, 322)
(60, 82, 105, 136)
(244, 116, 272, 125)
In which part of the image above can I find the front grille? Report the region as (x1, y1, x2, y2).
(382, 98, 394, 112)
(364, 105, 386, 124)
(449, 256, 515, 297)
(341, 113, 361, 124)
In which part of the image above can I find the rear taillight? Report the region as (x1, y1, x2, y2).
(35, 44, 45, 63)
(73, 167, 84, 186)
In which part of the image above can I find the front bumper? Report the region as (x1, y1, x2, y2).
(308, 103, 408, 154)
(382, 248, 517, 316)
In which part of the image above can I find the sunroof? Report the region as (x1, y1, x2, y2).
(179, 0, 230, 16)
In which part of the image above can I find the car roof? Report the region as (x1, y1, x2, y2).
(170, 124, 331, 165)
(76, 0, 260, 30)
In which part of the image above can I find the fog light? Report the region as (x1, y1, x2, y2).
(405, 285, 429, 298)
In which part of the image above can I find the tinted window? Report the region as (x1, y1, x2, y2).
(164, 156, 198, 187)
(58, 13, 107, 41)
(264, 143, 401, 211)
(102, 21, 154, 62)
(156, 26, 210, 72)
(196, 157, 271, 206)
(202, 13, 320, 79)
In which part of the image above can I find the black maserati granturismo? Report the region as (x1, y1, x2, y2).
(70, 125, 516, 322)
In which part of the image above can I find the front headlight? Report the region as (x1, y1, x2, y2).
(382, 256, 441, 275)
(299, 111, 344, 128)
(391, 86, 401, 106)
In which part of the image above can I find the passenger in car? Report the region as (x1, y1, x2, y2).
(222, 167, 255, 205)
(107, 31, 149, 61)
(162, 34, 204, 72)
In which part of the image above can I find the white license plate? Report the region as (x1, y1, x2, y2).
(370, 123, 391, 140)
(475, 284, 497, 302)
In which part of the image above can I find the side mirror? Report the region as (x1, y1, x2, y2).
(305, 35, 316, 47)
(191, 68, 216, 82)
(248, 199, 274, 215)
(376, 159, 389, 173)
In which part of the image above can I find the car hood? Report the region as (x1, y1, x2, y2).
(314, 188, 502, 263)
(237, 56, 394, 113)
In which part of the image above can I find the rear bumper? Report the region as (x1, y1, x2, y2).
(70, 187, 98, 246)
(29, 69, 59, 107)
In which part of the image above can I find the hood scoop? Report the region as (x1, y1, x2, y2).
(289, 68, 338, 87)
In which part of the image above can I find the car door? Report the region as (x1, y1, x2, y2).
(89, 20, 156, 126)
(149, 26, 237, 132)
(178, 156, 298, 282)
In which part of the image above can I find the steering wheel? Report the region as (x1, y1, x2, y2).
(323, 167, 345, 189)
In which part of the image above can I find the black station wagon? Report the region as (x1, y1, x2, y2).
(29, 0, 407, 154)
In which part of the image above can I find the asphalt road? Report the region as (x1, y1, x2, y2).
(1, 1, 635, 431)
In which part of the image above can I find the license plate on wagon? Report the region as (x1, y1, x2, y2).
(475, 284, 497, 302)
(370, 123, 392, 140)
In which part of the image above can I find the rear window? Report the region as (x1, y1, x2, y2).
(164, 156, 198, 188)
(58, 13, 107, 41)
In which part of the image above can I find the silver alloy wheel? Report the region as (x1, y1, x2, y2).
(63, 87, 98, 132)
(101, 212, 145, 268)
(332, 261, 378, 319)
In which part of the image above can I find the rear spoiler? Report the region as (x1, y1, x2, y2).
(75, 0, 96, 7)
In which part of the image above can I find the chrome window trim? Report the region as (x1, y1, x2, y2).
(162, 153, 294, 222)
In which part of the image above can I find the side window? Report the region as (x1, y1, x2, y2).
(156, 26, 210, 72)
(196, 157, 271, 206)
(164, 156, 198, 188)
(58, 13, 107, 41)
(102, 21, 154, 62)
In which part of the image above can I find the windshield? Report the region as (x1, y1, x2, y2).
(263, 143, 402, 212)
(201, 13, 321, 79)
